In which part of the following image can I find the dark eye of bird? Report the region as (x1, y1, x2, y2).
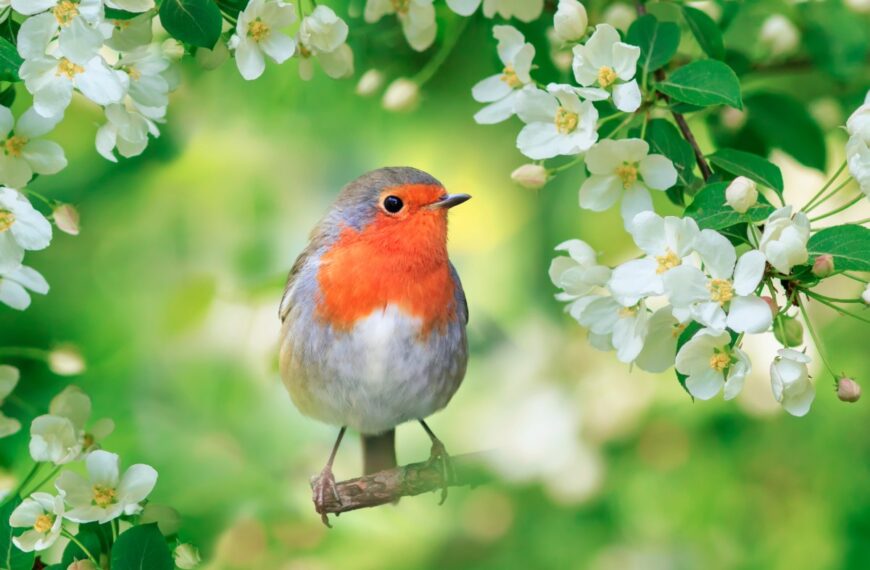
(383, 195, 403, 213)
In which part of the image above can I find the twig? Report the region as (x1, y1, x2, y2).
(310, 452, 488, 516)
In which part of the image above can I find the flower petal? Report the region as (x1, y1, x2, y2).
(639, 153, 678, 190)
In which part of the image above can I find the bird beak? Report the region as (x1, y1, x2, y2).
(430, 193, 471, 210)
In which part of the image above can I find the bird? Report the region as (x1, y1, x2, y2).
(278, 167, 470, 525)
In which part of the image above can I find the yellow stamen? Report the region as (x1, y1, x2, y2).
(391, 0, 410, 14)
(619, 306, 637, 318)
(500, 65, 523, 88)
(52, 0, 79, 26)
(709, 352, 730, 372)
(124, 65, 142, 81)
(113, 19, 132, 30)
(298, 43, 312, 58)
(33, 514, 53, 534)
(615, 163, 638, 189)
(598, 66, 617, 88)
(56, 58, 84, 80)
(92, 484, 116, 508)
(83, 433, 95, 449)
(247, 19, 270, 42)
(3, 135, 27, 158)
(708, 278, 734, 305)
(0, 210, 14, 233)
(655, 250, 681, 274)
(554, 107, 579, 134)
(671, 323, 687, 339)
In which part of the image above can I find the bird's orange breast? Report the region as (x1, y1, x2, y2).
(315, 208, 457, 335)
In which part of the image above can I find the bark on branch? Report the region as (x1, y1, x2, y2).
(310, 452, 488, 516)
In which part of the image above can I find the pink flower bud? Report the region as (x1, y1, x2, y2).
(511, 164, 548, 189)
(53, 204, 80, 236)
(837, 377, 861, 403)
(812, 254, 835, 277)
(761, 295, 778, 317)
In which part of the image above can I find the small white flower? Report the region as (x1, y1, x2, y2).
(664, 230, 772, 334)
(675, 328, 751, 400)
(174, 543, 202, 569)
(297, 6, 354, 80)
(770, 348, 815, 416)
(29, 414, 81, 465)
(49, 385, 114, 454)
(572, 24, 642, 112)
(759, 206, 810, 274)
(116, 45, 172, 111)
(516, 84, 598, 159)
(0, 365, 21, 437)
(0, 187, 52, 274)
(229, 0, 297, 80)
(0, 265, 49, 310)
(863, 283, 870, 304)
(574, 295, 651, 364)
(446, 0, 544, 22)
(9, 492, 66, 552)
(56, 450, 158, 523)
(846, 91, 870, 143)
(549, 239, 611, 302)
(19, 54, 127, 118)
(847, 93, 870, 196)
(725, 176, 758, 213)
(381, 78, 419, 111)
(608, 211, 699, 305)
(105, 13, 153, 52)
(634, 306, 684, 373)
(0, 106, 66, 188)
(95, 102, 160, 162)
(759, 14, 800, 57)
(554, 0, 588, 43)
(578, 138, 677, 227)
(472, 25, 535, 125)
(356, 68, 384, 96)
(47, 345, 86, 376)
(15, 0, 108, 64)
(365, 0, 436, 52)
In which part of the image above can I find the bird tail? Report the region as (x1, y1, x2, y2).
(362, 429, 397, 475)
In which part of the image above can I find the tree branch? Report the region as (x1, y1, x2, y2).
(310, 452, 488, 516)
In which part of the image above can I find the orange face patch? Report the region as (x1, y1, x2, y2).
(315, 184, 457, 335)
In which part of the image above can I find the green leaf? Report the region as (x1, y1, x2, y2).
(103, 7, 141, 20)
(685, 181, 774, 230)
(0, 85, 15, 107)
(709, 148, 784, 196)
(626, 14, 680, 75)
(159, 0, 222, 49)
(657, 60, 743, 109)
(0, 38, 22, 82)
(0, 498, 35, 570)
(807, 225, 870, 272)
(682, 6, 725, 60)
(744, 92, 827, 172)
(802, 1, 868, 80)
(111, 524, 173, 570)
(645, 118, 696, 187)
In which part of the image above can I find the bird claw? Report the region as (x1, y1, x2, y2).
(312, 465, 342, 527)
(426, 439, 454, 505)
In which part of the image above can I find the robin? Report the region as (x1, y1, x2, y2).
(278, 167, 470, 524)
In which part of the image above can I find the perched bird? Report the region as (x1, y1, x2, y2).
(278, 167, 470, 524)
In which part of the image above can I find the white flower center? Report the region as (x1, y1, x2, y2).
(655, 250, 680, 274)
(597, 66, 617, 88)
(554, 107, 579, 134)
(391, 0, 410, 14)
(500, 65, 522, 88)
(123, 65, 142, 81)
(56, 58, 84, 80)
(615, 163, 638, 189)
(52, 0, 79, 26)
(298, 43, 312, 58)
(92, 484, 116, 508)
(113, 19, 132, 30)
(709, 351, 730, 372)
(671, 322, 686, 339)
(0, 210, 14, 233)
(247, 19, 271, 42)
(708, 278, 734, 305)
(3, 134, 27, 158)
(618, 306, 637, 318)
(33, 514, 53, 534)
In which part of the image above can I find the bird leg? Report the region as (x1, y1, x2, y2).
(419, 419, 454, 505)
(312, 426, 346, 527)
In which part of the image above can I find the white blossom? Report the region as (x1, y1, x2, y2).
(105, 13, 154, 52)
(56, 450, 158, 523)
(572, 24, 642, 112)
(49, 385, 114, 454)
(9, 492, 66, 552)
(574, 295, 651, 364)
(516, 84, 598, 159)
(554, 0, 588, 43)
(725, 176, 758, 213)
(365, 0, 436, 52)
(229, 0, 297, 80)
(0, 106, 66, 188)
(675, 328, 751, 400)
(15, 0, 109, 64)
(758, 206, 810, 274)
(116, 45, 172, 111)
(770, 348, 815, 416)
(472, 26, 535, 124)
(297, 6, 353, 80)
(446, 0, 544, 22)
(759, 14, 800, 57)
(549, 239, 611, 303)
(0, 265, 49, 310)
(174, 544, 202, 569)
(29, 414, 81, 465)
(0, 365, 21, 437)
(578, 138, 677, 227)
(0, 187, 52, 273)
(95, 102, 160, 162)
(846, 92, 870, 196)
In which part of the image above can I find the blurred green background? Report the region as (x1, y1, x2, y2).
(3, 1, 870, 568)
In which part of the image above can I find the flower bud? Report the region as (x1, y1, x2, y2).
(863, 283, 870, 304)
(382, 78, 419, 112)
(67, 561, 97, 570)
(140, 503, 181, 536)
(161, 39, 185, 60)
(811, 254, 835, 278)
(511, 164, 548, 189)
(554, 0, 588, 43)
(721, 107, 748, 131)
(48, 345, 85, 376)
(761, 295, 778, 317)
(356, 69, 384, 96)
(837, 377, 861, 402)
(725, 176, 758, 213)
(196, 41, 230, 70)
(760, 14, 800, 56)
(174, 543, 202, 569)
(53, 204, 80, 236)
(773, 314, 803, 347)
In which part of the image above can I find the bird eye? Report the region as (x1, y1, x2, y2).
(383, 195, 404, 214)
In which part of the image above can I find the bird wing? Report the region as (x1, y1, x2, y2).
(449, 262, 469, 324)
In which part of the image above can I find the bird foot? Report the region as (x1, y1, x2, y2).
(311, 465, 342, 527)
(425, 439, 455, 505)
